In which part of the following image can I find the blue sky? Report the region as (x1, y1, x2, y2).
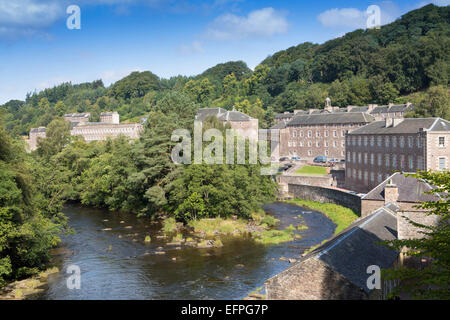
(0, 0, 448, 104)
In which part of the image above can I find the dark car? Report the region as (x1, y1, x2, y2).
(313, 156, 327, 163)
(279, 157, 290, 162)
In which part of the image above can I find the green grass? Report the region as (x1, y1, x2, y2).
(162, 218, 178, 234)
(251, 228, 296, 245)
(295, 166, 328, 176)
(188, 218, 248, 236)
(287, 199, 358, 235)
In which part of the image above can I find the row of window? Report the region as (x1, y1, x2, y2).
(346, 152, 424, 170)
(288, 141, 345, 148)
(289, 150, 345, 157)
(292, 130, 346, 138)
(75, 127, 136, 134)
(348, 135, 425, 149)
(347, 170, 391, 184)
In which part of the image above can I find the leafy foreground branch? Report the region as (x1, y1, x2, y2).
(383, 171, 450, 300)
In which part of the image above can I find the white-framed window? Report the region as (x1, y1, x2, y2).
(308, 141, 312, 147)
(325, 141, 329, 147)
(316, 141, 320, 147)
(308, 150, 312, 156)
(438, 157, 446, 171)
(439, 137, 445, 148)
(293, 131, 297, 138)
(300, 131, 304, 137)
(308, 130, 312, 138)
(324, 131, 329, 137)
(341, 141, 345, 147)
(409, 156, 414, 169)
(341, 130, 345, 137)
(316, 131, 320, 138)
(385, 154, 390, 167)
(408, 136, 413, 148)
(325, 150, 329, 156)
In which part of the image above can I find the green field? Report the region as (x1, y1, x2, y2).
(295, 166, 328, 176)
(286, 199, 358, 235)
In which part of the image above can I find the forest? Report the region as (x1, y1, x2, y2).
(0, 4, 449, 286)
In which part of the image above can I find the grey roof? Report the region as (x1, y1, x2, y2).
(304, 207, 399, 294)
(274, 113, 294, 120)
(348, 118, 450, 135)
(371, 104, 413, 114)
(196, 108, 254, 122)
(287, 112, 374, 126)
(217, 110, 253, 122)
(64, 113, 90, 118)
(30, 127, 46, 133)
(348, 106, 369, 113)
(270, 120, 288, 130)
(100, 112, 119, 116)
(195, 108, 227, 121)
(362, 172, 439, 203)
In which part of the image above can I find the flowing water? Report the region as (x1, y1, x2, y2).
(35, 203, 335, 300)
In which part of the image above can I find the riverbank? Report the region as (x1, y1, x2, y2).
(0, 268, 59, 300)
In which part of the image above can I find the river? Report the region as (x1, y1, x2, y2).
(34, 203, 335, 300)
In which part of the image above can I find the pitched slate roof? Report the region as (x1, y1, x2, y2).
(287, 112, 374, 126)
(274, 113, 294, 120)
(196, 108, 254, 122)
(270, 120, 288, 130)
(64, 113, 91, 118)
(362, 172, 439, 203)
(30, 127, 46, 133)
(100, 112, 119, 116)
(303, 207, 399, 294)
(348, 118, 450, 135)
(370, 104, 413, 114)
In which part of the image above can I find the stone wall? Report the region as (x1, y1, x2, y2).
(265, 257, 368, 300)
(277, 175, 334, 188)
(288, 184, 361, 215)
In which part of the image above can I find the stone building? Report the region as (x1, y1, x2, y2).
(280, 112, 374, 160)
(345, 117, 450, 193)
(195, 108, 259, 141)
(64, 113, 91, 124)
(70, 122, 143, 142)
(27, 112, 144, 151)
(27, 127, 47, 151)
(265, 205, 400, 300)
(100, 112, 120, 124)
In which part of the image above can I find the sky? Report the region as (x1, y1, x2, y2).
(0, 0, 449, 104)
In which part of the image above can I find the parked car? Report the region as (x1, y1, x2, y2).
(340, 159, 346, 163)
(313, 156, 327, 163)
(290, 156, 302, 161)
(279, 157, 290, 162)
(328, 158, 340, 164)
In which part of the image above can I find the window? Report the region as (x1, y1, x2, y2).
(439, 137, 445, 148)
(417, 157, 423, 170)
(392, 136, 397, 148)
(358, 153, 362, 164)
(371, 153, 374, 165)
(347, 170, 351, 178)
(341, 130, 345, 137)
(353, 152, 356, 163)
(300, 131, 304, 137)
(409, 156, 414, 170)
(370, 136, 375, 147)
(357, 136, 361, 145)
(316, 131, 320, 138)
(417, 137, 422, 148)
(316, 141, 320, 147)
(308, 130, 312, 138)
(358, 170, 362, 181)
(377, 136, 382, 147)
(308, 150, 312, 156)
(378, 174, 382, 183)
(292, 142, 296, 147)
(385, 136, 390, 148)
(400, 155, 405, 169)
(325, 150, 329, 156)
(341, 141, 345, 148)
(385, 154, 390, 167)
(378, 154, 382, 166)
(293, 131, 297, 138)
(370, 172, 375, 182)
(347, 138, 351, 146)
(364, 136, 368, 146)
(347, 152, 351, 162)
(308, 141, 312, 147)
(324, 131, 329, 137)
(408, 137, 413, 148)
(392, 155, 397, 168)
(400, 137, 405, 148)
(439, 158, 446, 171)
(325, 141, 329, 147)
(352, 137, 356, 146)
(364, 171, 368, 183)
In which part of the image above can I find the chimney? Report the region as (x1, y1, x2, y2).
(392, 118, 404, 127)
(367, 104, 377, 113)
(384, 179, 399, 205)
(385, 118, 393, 128)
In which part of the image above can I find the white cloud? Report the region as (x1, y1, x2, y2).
(178, 41, 205, 55)
(206, 7, 288, 40)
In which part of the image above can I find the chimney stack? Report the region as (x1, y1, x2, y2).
(384, 179, 399, 205)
